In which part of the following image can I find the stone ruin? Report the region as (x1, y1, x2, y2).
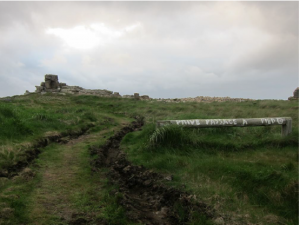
(30, 74, 150, 100)
(288, 87, 299, 101)
(35, 74, 65, 93)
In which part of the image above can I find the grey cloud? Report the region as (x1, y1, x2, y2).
(0, 1, 298, 99)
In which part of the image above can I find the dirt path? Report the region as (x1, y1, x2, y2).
(28, 130, 108, 224)
(25, 120, 215, 225)
(92, 121, 215, 225)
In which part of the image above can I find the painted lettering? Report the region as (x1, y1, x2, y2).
(211, 120, 215, 125)
(228, 119, 233, 125)
(277, 118, 284, 124)
(233, 119, 237, 125)
(206, 120, 210, 125)
(262, 118, 269, 124)
(243, 119, 248, 125)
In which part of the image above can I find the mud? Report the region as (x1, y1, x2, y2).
(0, 123, 94, 178)
(91, 121, 215, 225)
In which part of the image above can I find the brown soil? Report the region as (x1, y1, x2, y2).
(91, 121, 215, 225)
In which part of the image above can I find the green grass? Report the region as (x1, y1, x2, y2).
(120, 99, 299, 224)
(123, 134, 298, 223)
(0, 112, 138, 224)
(0, 93, 298, 224)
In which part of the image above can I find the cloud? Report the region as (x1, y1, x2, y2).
(0, 1, 298, 99)
(45, 22, 142, 50)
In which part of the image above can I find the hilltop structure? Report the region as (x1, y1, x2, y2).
(25, 74, 298, 103)
(31, 74, 150, 99)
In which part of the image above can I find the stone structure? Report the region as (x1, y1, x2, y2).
(34, 75, 114, 97)
(35, 74, 65, 93)
(288, 87, 299, 100)
(134, 93, 140, 100)
(31, 75, 151, 100)
(28, 74, 262, 103)
(45, 74, 59, 89)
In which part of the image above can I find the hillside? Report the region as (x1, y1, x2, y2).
(0, 93, 298, 225)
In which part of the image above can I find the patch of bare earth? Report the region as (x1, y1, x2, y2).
(91, 121, 216, 225)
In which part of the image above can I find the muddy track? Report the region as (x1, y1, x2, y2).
(91, 121, 215, 225)
(0, 123, 95, 178)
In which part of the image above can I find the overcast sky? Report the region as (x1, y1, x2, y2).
(0, 1, 298, 99)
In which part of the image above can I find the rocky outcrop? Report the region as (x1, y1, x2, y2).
(34, 75, 114, 97)
(35, 74, 66, 93)
(288, 87, 299, 100)
(140, 95, 150, 100)
(28, 74, 259, 103)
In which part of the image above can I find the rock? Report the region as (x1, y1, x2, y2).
(214, 217, 225, 225)
(113, 92, 121, 97)
(293, 87, 299, 98)
(288, 87, 299, 100)
(164, 175, 173, 181)
(45, 74, 59, 89)
(140, 95, 150, 100)
(134, 93, 140, 100)
(122, 95, 134, 98)
(29, 74, 151, 99)
(35, 86, 44, 93)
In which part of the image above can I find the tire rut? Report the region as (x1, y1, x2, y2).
(0, 123, 95, 179)
(91, 121, 215, 225)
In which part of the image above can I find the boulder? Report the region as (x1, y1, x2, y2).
(113, 92, 121, 97)
(44, 74, 59, 89)
(35, 86, 44, 93)
(140, 95, 150, 100)
(59, 83, 67, 87)
(293, 87, 299, 98)
(288, 87, 299, 100)
(134, 93, 140, 100)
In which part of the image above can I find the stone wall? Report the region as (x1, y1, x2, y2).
(153, 96, 254, 103)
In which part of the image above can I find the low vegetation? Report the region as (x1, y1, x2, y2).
(0, 93, 298, 224)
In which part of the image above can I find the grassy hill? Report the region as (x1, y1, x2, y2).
(0, 93, 298, 224)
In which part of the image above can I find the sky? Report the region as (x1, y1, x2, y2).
(0, 1, 298, 100)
